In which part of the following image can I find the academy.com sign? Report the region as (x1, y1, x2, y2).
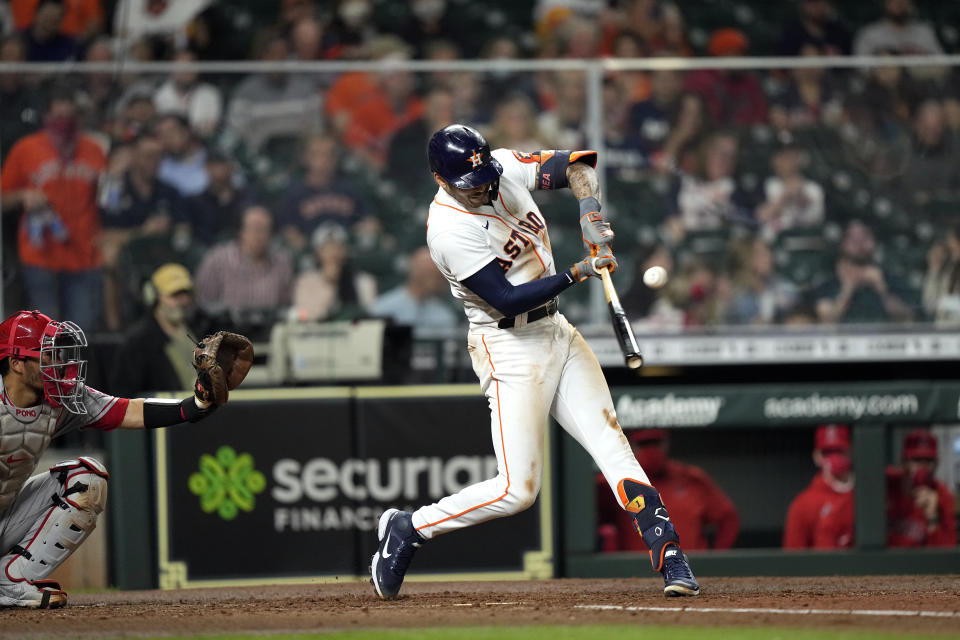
(763, 393, 920, 421)
(615, 393, 725, 427)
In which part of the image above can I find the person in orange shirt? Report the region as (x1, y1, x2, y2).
(887, 429, 957, 547)
(597, 428, 740, 552)
(783, 424, 855, 549)
(12, 0, 103, 40)
(0, 89, 106, 330)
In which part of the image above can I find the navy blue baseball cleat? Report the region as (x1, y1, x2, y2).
(661, 546, 700, 597)
(371, 509, 423, 600)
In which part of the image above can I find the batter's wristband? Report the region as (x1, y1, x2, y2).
(578, 196, 602, 220)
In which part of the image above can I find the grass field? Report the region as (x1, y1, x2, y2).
(134, 628, 960, 640)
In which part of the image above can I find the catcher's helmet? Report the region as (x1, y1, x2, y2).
(0, 310, 88, 414)
(428, 124, 503, 189)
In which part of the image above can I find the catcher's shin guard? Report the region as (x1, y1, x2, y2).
(3, 458, 108, 584)
(617, 479, 680, 571)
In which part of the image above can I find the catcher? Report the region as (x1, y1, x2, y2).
(0, 310, 252, 609)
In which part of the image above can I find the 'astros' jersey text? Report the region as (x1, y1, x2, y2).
(427, 149, 556, 326)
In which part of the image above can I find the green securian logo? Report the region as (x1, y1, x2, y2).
(188, 445, 267, 521)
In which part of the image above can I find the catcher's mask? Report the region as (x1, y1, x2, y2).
(40, 320, 88, 414)
(0, 311, 88, 414)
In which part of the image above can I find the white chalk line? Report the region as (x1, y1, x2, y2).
(575, 604, 960, 618)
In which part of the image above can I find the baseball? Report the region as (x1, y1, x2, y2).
(643, 265, 668, 289)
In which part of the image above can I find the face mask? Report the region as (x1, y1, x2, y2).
(45, 115, 78, 143)
(636, 446, 667, 476)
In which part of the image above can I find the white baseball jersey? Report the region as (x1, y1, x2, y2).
(0, 379, 126, 514)
(412, 148, 655, 542)
(427, 148, 556, 326)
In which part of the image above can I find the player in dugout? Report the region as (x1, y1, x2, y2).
(886, 428, 957, 547)
(370, 124, 700, 600)
(0, 310, 251, 608)
(596, 429, 739, 552)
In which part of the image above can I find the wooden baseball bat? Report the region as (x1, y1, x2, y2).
(600, 267, 644, 369)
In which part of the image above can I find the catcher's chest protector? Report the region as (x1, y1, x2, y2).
(0, 403, 57, 513)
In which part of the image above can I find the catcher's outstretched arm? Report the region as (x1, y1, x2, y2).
(119, 395, 215, 429)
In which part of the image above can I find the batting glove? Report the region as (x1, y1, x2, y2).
(579, 196, 614, 247)
(570, 252, 618, 282)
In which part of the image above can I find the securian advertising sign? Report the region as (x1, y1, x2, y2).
(155, 387, 553, 588)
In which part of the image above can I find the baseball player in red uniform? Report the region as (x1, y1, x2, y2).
(597, 429, 739, 552)
(886, 429, 957, 547)
(370, 124, 700, 599)
(783, 424, 855, 549)
(0, 310, 250, 608)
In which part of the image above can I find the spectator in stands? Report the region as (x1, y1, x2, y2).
(621, 242, 684, 331)
(0, 89, 105, 329)
(290, 223, 376, 322)
(290, 16, 325, 61)
(73, 36, 121, 135)
(898, 99, 959, 208)
(397, 0, 470, 59)
(605, 31, 650, 113)
(12, 0, 102, 43)
(98, 133, 186, 329)
(370, 246, 457, 333)
(724, 235, 798, 325)
(615, 0, 691, 57)
(779, 0, 851, 56)
(677, 258, 730, 328)
(187, 152, 253, 247)
(768, 43, 845, 132)
(668, 132, 750, 239)
(596, 428, 739, 552)
(109, 91, 157, 144)
(153, 48, 223, 139)
(109, 263, 203, 397)
(485, 92, 547, 151)
(923, 223, 960, 325)
(112, 0, 211, 59)
(324, 0, 379, 58)
(338, 36, 425, 171)
(886, 429, 957, 547)
(755, 142, 825, 239)
(538, 70, 588, 149)
(853, 0, 942, 58)
(277, 134, 372, 254)
(388, 86, 455, 189)
(223, 34, 321, 155)
(627, 70, 705, 170)
(194, 204, 294, 313)
(477, 35, 537, 120)
(20, 0, 78, 61)
(684, 28, 767, 126)
(814, 219, 915, 324)
(784, 424, 855, 549)
(155, 113, 208, 198)
(0, 36, 44, 162)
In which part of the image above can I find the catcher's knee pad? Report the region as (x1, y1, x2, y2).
(4, 458, 108, 583)
(617, 479, 679, 572)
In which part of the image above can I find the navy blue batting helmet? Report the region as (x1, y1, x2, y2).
(428, 124, 503, 189)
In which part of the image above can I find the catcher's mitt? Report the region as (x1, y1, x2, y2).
(193, 331, 254, 406)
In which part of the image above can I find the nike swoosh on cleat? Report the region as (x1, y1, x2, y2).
(382, 549, 392, 559)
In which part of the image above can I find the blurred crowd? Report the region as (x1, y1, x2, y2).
(2, 0, 960, 343)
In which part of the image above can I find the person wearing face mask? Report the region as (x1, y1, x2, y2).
(886, 429, 956, 548)
(0, 89, 106, 331)
(595, 429, 739, 552)
(109, 263, 209, 397)
(783, 424, 855, 549)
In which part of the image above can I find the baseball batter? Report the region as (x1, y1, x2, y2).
(0, 310, 251, 608)
(371, 124, 699, 599)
